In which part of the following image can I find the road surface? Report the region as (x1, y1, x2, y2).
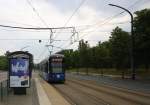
(53, 77, 150, 105)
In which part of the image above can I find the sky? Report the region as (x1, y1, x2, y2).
(0, 0, 149, 63)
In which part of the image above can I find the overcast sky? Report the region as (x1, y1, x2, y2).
(0, 0, 149, 63)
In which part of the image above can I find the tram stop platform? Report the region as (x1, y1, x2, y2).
(0, 75, 70, 105)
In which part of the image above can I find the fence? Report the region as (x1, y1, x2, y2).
(0, 72, 8, 102)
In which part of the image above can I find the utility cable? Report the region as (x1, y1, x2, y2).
(53, 0, 86, 41)
(78, 0, 142, 33)
(78, 0, 143, 39)
(53, 0, 87, 50)
(26, 0, 49, 27)
(64, 0, 86, 27)
(26, 0, 52, 58)
(54, 0, 142, 53)
(0, 24, 74, 30)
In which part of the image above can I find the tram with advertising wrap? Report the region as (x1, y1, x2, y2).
(39, 54, 65, 83)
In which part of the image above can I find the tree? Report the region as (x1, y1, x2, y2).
(71, 50, 80, 74)
(109, 27, 130, 78)
(60, 9, 150, 78)
(78, 40, 90, 74)
(61, 49, 73, 69)
(0, 56, 8, 70)
(96, 41, 112, 68)
(134, 9, 150, 70)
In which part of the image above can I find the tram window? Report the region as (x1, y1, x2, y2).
(44, 63, 48, 73)
(52, 68, 62, 73)
(51, 62, 63, 73)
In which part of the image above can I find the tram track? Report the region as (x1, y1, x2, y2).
(53, 78, 150, 105)
(68, 79, 150, 104)
(69, 77, 150, 97)
(65, 82, 111, 105)
(67, 80, 142, 105)
(53, 82, 109, 105)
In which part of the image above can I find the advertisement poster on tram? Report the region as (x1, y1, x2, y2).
(10, 59, 29, 87)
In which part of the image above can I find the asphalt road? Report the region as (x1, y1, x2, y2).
(67, 73, 150, 93)
(53, 77, 150, 105)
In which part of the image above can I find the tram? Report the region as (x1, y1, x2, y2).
(39, 54, 65, 83)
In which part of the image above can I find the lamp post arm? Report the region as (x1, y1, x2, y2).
(109, 4, 133, 20)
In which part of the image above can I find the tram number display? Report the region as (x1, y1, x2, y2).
(10, 59, 29, 87)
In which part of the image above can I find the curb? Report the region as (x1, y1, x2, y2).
(35, 78, 52, 105)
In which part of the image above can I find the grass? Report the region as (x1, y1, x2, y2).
(67, 68, 150, 79)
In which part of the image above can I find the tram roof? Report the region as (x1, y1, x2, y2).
(50, 54, 64, 58)
(39, 54, 64, 64)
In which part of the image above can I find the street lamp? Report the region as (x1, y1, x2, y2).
(109, 4, 135, 80)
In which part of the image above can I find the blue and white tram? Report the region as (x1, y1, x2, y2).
(40, 54, 65, 83)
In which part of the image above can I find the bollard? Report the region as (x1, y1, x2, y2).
(3, 81, 7, 97)
(7, 80, 8, 96)
(0, 82, 3, 101)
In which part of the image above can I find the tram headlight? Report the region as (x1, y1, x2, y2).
(57, 74, 60, 78)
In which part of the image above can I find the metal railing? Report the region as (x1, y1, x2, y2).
(0, 72, 8, 102)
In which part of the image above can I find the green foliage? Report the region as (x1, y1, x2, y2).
(61, 49, 73, 69)
(0, 56, 8, 70)
(78, 40, 90, 68)
(96, 41, 112, 68)
(134, 9, 150, 69)
(109, 26, 130, 69)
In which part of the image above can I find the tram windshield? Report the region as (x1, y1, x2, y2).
(51, 58, 63, 73)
